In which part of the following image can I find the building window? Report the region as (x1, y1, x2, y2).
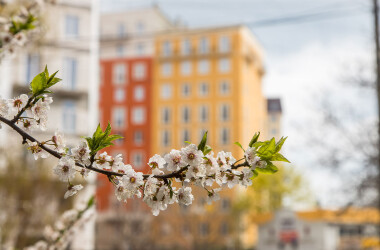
(134, 86, 145, 101)
(219, 36, 230, 53)
(181, 39, 191, 55)
(62, 101, 76, 134)
(136, 42, 145, 56)
(181, 83, 191, 97)
(26, 53, 40, 83)
(199, 105, 209, 123)
(65, 15, 79, 38)
(219, 58, 231, 73)
(199, 223, 209, 236)
(198, 37, 209, 54)
(162, 41, 172, 57)
(116, 45, 124, 57)
(181, 106, 191, 124)
(132, 107, 145, 125)
(181, 129, 190, 144)
(197, 60, 210, 75)
(198, 82, 209, 97)
(112, 107, 126, 129)
(117, 23, 126, 38)
(220, 128, 230, 145)
(63, 58, 77, 90)
(114, 88, 125, 102)
(181, 61, 192, 76)
(162, 130, 171, 147)
(113, 63, 127, 85)
(160, 84, 172, 99)
(136, 21, 145, 34)
(161, 107, 171, 124)
(131, 152, 144, 169)
(219, 81, 230, 95)
(220, 222, 229, 235)
(220, 104, 230, 121)
(133, 130, 143, 145)
(133, 62, 146, 80)
(161, 63, 172, 77)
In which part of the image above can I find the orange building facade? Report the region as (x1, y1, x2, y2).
(97, 57, 153, 211)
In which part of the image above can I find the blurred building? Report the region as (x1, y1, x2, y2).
(96, 7, 176, 249)
(0, 0, 99, 249)
(149, 25, 266, 249)
(256, 208, 380, 250)
(267, 98, 282, 140)
(0, 0, 99, 145)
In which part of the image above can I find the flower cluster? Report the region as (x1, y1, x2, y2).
(0, 0, 45, 60)
(0, 66, 289, 218)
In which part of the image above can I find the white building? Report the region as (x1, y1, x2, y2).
(0, 0, 99, 249)
(257, 209, 339, 250)
(100, 5, 179, 59)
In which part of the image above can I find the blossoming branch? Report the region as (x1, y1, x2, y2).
(0, 66, 290, 216)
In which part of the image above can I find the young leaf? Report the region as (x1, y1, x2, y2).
(252, 169, 259, 179)
(257, 138, 276, 160)
(270, 153, 290, 163)
(30, 72, 47, 95)
(203, 145, 212, 155)
(249, 132, 260, 147)
(255, 161, 278, 174)
(234, 142, 245, 152)
(275, 136, 288, 153)
(198, 131, 208, 151)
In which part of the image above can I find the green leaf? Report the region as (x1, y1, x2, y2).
(198, 131, 208, 151)
(234, 142, 245, 152)
(86, 123, 123, 155)
(257, 138, 276, 160)
(275, 136, 287, 153)
(184, 141, 192, 144)
(87, 195, 95, 208)
(270, 153, 290, 163)
(252, 169, 259, 179)
(255, 162, 278, 174)
(30, 72, 47, 95)
(203, 145, 212, 155)
(249, 132, 260, 147)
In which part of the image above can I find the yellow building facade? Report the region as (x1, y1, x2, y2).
(150, 25, 268, 249)
(152, 25, 267, 157)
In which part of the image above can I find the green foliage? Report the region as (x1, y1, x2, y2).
(84, 123, 123, 156)
(249, 132, 260, 147)
(256, 161, 279, 174)
(234, 141, 245, 151)
(9, 14, 36, 34)
(30, 66, 61, 96)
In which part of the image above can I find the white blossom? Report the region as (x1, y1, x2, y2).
(71, 141, 90, 165)
(21, 118, 38, 132)
(113, 163, 132, 175)
(64, 184, 83, 199)
(53, 156, 76, 181)
(8, 94, 28, 114)
(244, 146, 260, 167)
(180, 144, 203, 166)
(148, 154, 166, 169)
(52, 131, 66, 153)
(28, 141, 49, 160)
(13, 32, 27, 46)
(176, 187, 194, 206)
(164, 149, 186, 171)
(257, 160, 268, 169)
(223, 170, 241, 189)
(216, 151, 232, 171)
(186, 164, 206, 181)
(95, 152, 112, 170)
(240, 168, 254, 187)
(110, 153, 123, 170)
(120, 168, 144, 198)
(206, 188, 221, 204)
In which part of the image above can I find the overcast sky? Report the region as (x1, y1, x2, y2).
(101, 0, 377, 209)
